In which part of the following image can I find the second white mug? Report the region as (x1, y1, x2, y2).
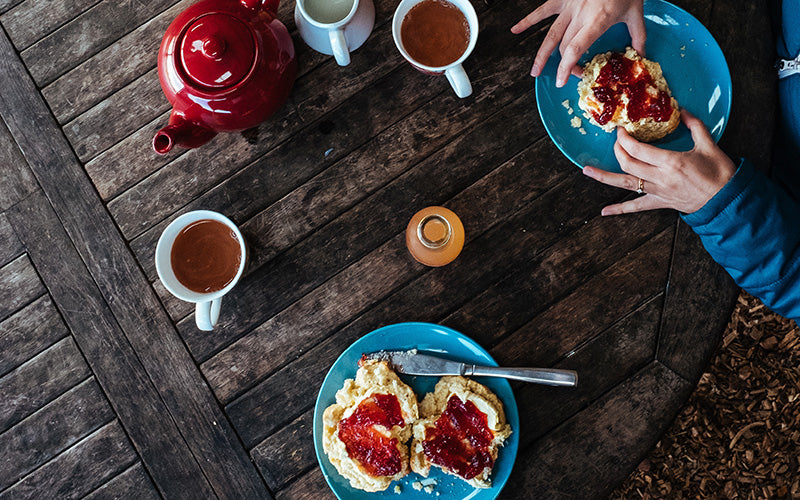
(392, 0, 479, 98)
(295, 0, 375, 66)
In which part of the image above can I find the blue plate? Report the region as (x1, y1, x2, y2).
(535, 0, 732, 172)
(313, 322, 520, 499)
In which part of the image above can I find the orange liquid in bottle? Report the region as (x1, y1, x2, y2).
(406, 206, 464, 267)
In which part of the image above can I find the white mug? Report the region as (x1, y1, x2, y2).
(392, 0, 479, 98)
(295, 0, 375, 66)
(155, 210, 247, 331)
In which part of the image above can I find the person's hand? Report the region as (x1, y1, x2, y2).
(582, 110, 736, 215)
(511, 0, 646, 87)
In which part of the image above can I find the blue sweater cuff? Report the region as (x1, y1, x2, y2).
(681, 158, 756, 228)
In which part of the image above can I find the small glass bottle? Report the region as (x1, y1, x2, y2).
(405, 206, 465, 267)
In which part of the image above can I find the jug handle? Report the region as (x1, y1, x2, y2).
(241, 0, 279, 14)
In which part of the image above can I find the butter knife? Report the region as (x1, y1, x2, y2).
(363, 350, 578, 387)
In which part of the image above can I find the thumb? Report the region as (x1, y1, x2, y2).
(681, 109, 714, 148)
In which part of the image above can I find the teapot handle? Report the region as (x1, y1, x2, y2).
(241, 0, 279, 14)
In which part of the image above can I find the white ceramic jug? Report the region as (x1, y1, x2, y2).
(295, 0, 375, 66)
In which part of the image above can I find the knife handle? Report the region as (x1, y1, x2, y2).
(466, 366, 578, 387)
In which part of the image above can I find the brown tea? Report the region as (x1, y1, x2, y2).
(401, 0, 470, 68)
(171, 219, 241, 293)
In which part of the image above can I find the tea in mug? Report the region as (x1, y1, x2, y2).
(401, 0, 470, 68)
(304, 0, 355, 23)
(171, 219, 242, 293)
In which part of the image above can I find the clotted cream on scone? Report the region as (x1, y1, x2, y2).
(410, 376, 512, 488)
(322, 359, 418, 492)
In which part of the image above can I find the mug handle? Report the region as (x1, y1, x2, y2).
(196, 297, 222, 331)
(445, 64, 473, 98)
(329, 28, 350, 66)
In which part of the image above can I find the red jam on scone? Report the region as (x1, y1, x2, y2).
(322, 360, 418, 492)
(421, 394, 496, 480)
(337, 393, 405, 477)
(411, 376, 512, 488)
(578, 47, 680, 142)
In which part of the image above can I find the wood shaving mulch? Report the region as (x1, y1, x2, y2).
(610, 291, 800, 500)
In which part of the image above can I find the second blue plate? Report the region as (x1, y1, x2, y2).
(535, 0, 732, 173)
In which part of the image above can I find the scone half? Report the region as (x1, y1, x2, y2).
(322, 360, 418, 492)
(410, 376, 512, 489)
(578, 46, 680, 142)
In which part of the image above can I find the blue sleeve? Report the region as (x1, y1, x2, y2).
(681, 159, 800, 322)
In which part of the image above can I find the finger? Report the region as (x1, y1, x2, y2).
(625, 14, 647, 55)
(532, 14, 569, 77)
(680, 109, 714, 148)
(614, 139, 660, 184)
(601, 195, 670, 216)
(557, 25, 596, 86)
(582, 166, 641, 192)
(616, 127, 674, 167)
(511, 1, 561, 34)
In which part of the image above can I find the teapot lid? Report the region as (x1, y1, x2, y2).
(179, 13, 255, 90)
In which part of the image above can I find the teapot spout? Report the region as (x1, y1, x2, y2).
(153, 114, 217, 154)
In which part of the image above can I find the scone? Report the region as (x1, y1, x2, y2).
(322, 360, 418, 492)
(578, 47, 680, 142)
(410, 376, 512, 488)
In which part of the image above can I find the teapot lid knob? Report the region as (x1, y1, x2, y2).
(202, 36, 226, 59)
(179, 14, 256, 90)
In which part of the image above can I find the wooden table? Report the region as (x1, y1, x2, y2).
(0, 0, 776, 498)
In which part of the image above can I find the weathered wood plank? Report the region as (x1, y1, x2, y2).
(504, 362, 692, 500)
(131, 0, 551, 286)
(489, 227, 673, 367)
(252, 409, 316, 492)
(5, 191, 247, 498)
(201, 132, 565, 404)
(0, 113, 38, 211)
(0, 255, 46, 321)
(0, 420, 139, 500)
(0, 213, 23, 267)
(514, 296, 663, 449)
(0, 0, 101, 51)
(82, 462, 160, 500)
(0, 27, 269, 495)
(0, 0, 23, 15)
(181, 87, 544, 364)
(0, 295, 68, 377)
(444, 209, 675, 346)
(275, 468, 335, 500)
(82, 110, 186, 198)
(0, 336, 91, 432)
(223, 165, 630, 448)
(657, 221, 737, 383)
(0, 377, 114, 491)
(106, 0, 513, 241)
(41, 0, 192, 125)
(20, 0, 182, 87)
(65, 67, 168, 166)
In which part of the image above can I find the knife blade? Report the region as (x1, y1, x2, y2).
(362, 349, 578, 387)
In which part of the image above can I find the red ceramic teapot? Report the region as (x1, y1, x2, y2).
(153, 0, 296, 154)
